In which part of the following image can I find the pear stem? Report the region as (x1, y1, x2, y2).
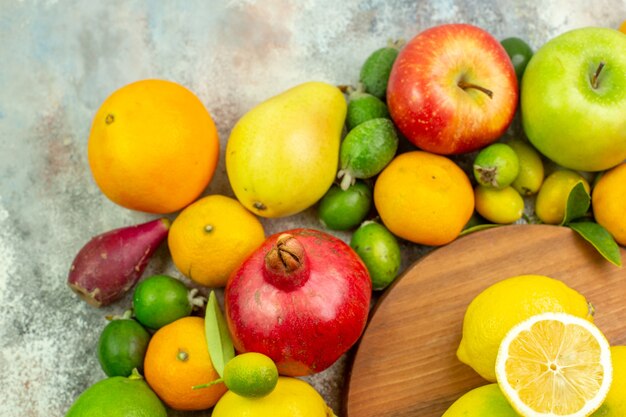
(458, 81, 493, 99)
(591, 62, 605, 89)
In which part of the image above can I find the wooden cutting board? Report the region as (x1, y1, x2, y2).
(344, 224, 626, 417)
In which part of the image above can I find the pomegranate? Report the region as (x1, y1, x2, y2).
(225, 228, 372, 376)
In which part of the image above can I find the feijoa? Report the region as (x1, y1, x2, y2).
(318, 181, 372, 230)
(350, 221, 402, 290)
(535, 170, 590, 225)
(337, 118, 399, 190)
(97, 318, 150, 377)
(501, 37, 533, 82)
(506, 139, 544, 196)
(133, 274, 201, 330)
(474, 185, 524, 224)
(346, 89, 389, 130)
(360, 41, 402, 99)
(473, 143, 520, 189)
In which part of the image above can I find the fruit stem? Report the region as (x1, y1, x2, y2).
(337, 169, 355, 191)
(264, 234, 310, 291)
(591, 62, 605, 89)
(177, 349, 189, 362)
(105, 309, 133, 321)
(387, 38, 405, 49)
(253, 201, 267, 211)
(128, 368, 144, 381)
(192, 378, 224, 390)
(474, 165, 499, 188)
(347, 83, 367, 100)
(458, 81, 493, 99)
(187, 288, 206, 309)
(160, 217, 172, 229)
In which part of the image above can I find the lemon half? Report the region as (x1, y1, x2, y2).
(495, 312, 612, 417)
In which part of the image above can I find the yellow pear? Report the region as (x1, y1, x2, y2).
(226, 81, 346, 218)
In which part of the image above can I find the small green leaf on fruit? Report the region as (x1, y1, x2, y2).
(460, 223, 499, 236)
(205, 291, 235, 378)
(561, 182, 590, 226)
(568, 221, 622, 267)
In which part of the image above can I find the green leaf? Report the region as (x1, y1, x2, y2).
(460, 223, 499, 236)
(561, 182, 590, 226)
(568, 221, 622, 267)
(205, 291, 235, 378)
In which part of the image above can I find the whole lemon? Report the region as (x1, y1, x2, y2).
(374, 151, 474, 246)
(442, 384, 518, 417)
(592, 163, 626, 246)
(592, 346, 626, 416)
(457, 274, 592, 381)
(212, 376, 336, 417)
(168, 195, 265, 287)
(88, 79, 219, 214)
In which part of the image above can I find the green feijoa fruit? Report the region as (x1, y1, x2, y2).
(506, 139, 544, 196)
(473, 143, 520, 189)
(337, 118, 399, 190)
(350, 221, 402, 290)
(66, 371, 167, 417)
(97, 318, 150, 377)
(500, 37, 533, 82)
(474, 185, 524, 224)
(346, 90, 390, 130)
(360, 42, 401, 99)
(318, 181, 372, 231)
(133, 274, 197, 330)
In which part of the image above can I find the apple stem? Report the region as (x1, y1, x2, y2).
(591, 62, 605, 89)
(458, 81, 493, 99)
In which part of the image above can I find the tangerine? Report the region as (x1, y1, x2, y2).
(592, 162, 626, 245)
(373, 151, 474, 246)
(88, 79, 219, 214)
(168, 195, 265, 287)
(143, 316, 226, 410)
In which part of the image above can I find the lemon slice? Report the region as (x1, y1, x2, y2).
(495, 312, 612, 417)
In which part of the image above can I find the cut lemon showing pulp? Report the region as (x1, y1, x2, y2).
(495, 313, 612, 417)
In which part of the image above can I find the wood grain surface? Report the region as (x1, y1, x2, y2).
(344, 224, 626, 417)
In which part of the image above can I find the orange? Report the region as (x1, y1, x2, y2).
(168, 195, 265, 287)
(143, 316, 226, 411)
(592, 162, 626, 246)
(88, 79, 219, 214)
(374, 151, 474, 246)
(619, 20, 626, 34)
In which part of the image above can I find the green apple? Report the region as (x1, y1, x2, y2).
(521, 27, 626, 172)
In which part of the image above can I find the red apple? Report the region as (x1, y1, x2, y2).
(387, 23, 518, 155)
(225, 229, 371, 376)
